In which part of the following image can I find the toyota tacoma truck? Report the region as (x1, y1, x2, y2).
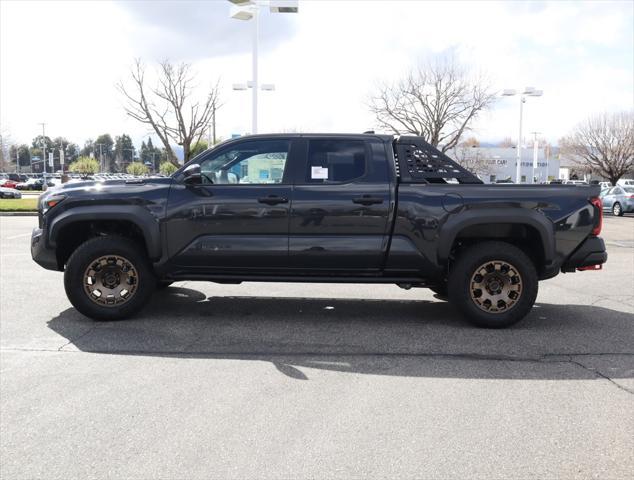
(31, 134, 607, 328)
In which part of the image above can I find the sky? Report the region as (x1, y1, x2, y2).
(1, 0, 633, 153)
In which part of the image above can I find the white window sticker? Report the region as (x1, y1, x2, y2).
(311, 166, 328, 179)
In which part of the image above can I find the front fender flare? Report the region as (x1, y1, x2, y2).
(47, 205, 162, 260)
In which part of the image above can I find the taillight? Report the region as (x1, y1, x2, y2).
(589, 197, 602, 236)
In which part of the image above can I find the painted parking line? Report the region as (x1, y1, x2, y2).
(4, 233, 31, 240)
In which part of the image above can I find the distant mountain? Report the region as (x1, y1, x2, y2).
(172, 145, 184, 163)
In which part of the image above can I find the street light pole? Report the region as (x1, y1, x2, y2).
(38, 122, 46, 177)
(516, 97, 524, 184)
(502, 88, 543, 183)
(531, 131, 541, 183)
(229, 0, 297, 134)
(96, 143, 104, 172)
(251, 6, 259, 134)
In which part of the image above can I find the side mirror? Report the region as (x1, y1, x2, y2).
(182, 163, 202, 185)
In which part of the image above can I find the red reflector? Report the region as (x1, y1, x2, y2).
(578, 264, 602, 271)
(589, 197, 602, 236)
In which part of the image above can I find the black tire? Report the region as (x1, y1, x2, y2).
(64, 236, 156, 321)
(157, 281, 174, 289)
(448, 241, 538, 328)
(612, 202, 623, 216)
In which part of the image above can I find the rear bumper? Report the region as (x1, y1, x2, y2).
(561, 236, 607, 272)
(31, 227, 59, 271)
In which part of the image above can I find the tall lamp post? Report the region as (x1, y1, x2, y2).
(229, 0, 298, 134)
(502, 87, 543, 183)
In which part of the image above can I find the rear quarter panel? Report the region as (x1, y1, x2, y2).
(390, 184, 599, 277)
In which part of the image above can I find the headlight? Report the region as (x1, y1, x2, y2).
(40, 194, 66, 214)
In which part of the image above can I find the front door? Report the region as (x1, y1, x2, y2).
(166, 138, 297, 272)
(288, 137, 392, 273)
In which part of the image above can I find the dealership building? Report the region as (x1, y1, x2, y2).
(446, 146, 560, 183)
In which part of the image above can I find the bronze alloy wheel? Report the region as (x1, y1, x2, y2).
(469, 260, 523, 313)
(83, 255, 139, 307)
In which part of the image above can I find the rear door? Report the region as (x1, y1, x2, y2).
(288, 136, 392, 272)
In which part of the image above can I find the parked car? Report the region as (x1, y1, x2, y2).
(0, 179, 19, 189)
(600, 186, 634, 216)
(18, 178, 55, 191)
(616, 179, 634, 187)
(598, 181, 612, 190)
(31, 133, 607, 328)
(0, 186, 22, 199)
(564, 180, 588, 185)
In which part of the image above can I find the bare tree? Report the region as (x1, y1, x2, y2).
(118, 59, 221, 165)
(560, 111, 634, 186)
(459, 136, 480, 147)
(451, 146, 493, 179)
(369, 56, 496, 152)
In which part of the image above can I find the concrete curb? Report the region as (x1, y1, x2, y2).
(0, 212, 38, 216)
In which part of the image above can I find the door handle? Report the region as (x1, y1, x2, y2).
(352, 195, 384, 206)
(258, 195, 289, 205)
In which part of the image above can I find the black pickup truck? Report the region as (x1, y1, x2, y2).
(31, 134, 607, 327)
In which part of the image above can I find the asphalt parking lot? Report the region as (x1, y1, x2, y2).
(1, 215, 633, 479)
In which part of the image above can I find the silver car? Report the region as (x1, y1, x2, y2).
(0, 186, 22, 199)
(600, 186, 634, 216)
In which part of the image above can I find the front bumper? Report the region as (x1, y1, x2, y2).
(561, 236, 607, 272)
(31, 227, 59, 271)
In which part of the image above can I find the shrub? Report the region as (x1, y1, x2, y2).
(126, 162, 149, 176)
(68, 157, 100, 175)
(159, 161, 178, 176)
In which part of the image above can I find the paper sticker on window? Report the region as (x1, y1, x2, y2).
(311, 166, 328, 179)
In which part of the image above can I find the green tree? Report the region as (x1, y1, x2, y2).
(31, 135, 54, 151)
(159, 161, 178, 176)
(81, 139, 95, 157)
(114, 134, 136, 170)
(8, 144, 30, 170)
(68, 156, 100, 176)
(94, 134, 115, 171)
(126, 161, 149, 176)
(189, 141, 208, 159)
(140, 138, 162, 171)
(50, 137, 80, 171)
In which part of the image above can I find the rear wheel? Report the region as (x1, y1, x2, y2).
(612, 202, 623, 216)
(64, 236, 156, 320)
(448, 241, 538, 328)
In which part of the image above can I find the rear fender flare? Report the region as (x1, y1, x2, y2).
(437, 209, 555, 266)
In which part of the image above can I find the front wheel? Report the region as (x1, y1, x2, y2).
(612, 202, 623, 216)
(448, 241, 538, 328)
(64, 236, 156, 321)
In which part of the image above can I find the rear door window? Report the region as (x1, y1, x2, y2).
(305, 139, 366, 184)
